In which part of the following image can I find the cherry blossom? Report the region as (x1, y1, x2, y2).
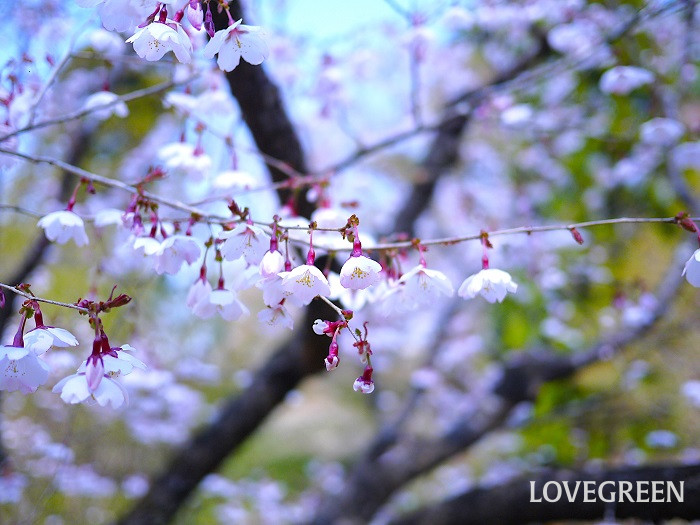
(208, 288, 249, 322)
(397, 264, 454, 305)
(203, 20, 269, 72)
(281, 265, 331, 306)
(78, 344, 147, 378)
(219, 223, 270, 265)
(458, 268, 518, 303)
(352, 366, 375, 394)
(126, 22, 193, 64)
(82, 91, 129, 121)
(158, 142, 212, 181)
(257, 305, 294, 330)
(153, 235, 202, 275)
(37, 210, 89, 246)
(259, 249, 285, 279)
(599, 66, 654, 95)
(53, 373, 129, 408)
(24, 326, 78, 352)
(640, 118, 685, 147)
(77, 0, 165, 33)
(682, 249, 700, 287)
(0, 345, 50, 394)
(339, 255, 382, 290)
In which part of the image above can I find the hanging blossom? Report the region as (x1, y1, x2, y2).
(203, 18, 269, 72)
(158, 142, 212, 181)
(392, 247, 454, 307)
(53, 327, 144, 409)
(187, 266, 249, 322)
(353, 365, 375, 394)
(126, 9, 193, 64)
(0, 311, 51, 394)
(38, 210, 89, 246)
(684, 249, 700, 287)
(675, 214, 700, 288)
(312, 319, 348, 371)
(37, 179, 92, 246)
(219, 222, 270, 266)
(153, 234, 203, 275)
(281, 228, 331, 306)
(339, 219, 382, 290)
(458, 234, 517, 303)
(82, 91, 129, 121)
(23, 306, 79, 352)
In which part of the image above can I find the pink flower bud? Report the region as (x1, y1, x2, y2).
(570, 227, 584, 245)
(187, 2, 204, 30)
(86, 356, 104, 392)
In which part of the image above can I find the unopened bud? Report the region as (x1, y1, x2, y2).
(570, 227, 584, 245)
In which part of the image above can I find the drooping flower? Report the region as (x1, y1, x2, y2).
(126, 21, 193, 63)
(339, 255, 382, 290)
(640, 118, 684, 147)
(458, 268, 518, 303)
(37, 210, 89, 246)
(683, 248, 700, 287)
(153, 235, 202, 275)
(599, 66, 654, 95)
(0, 345, 50, 394)
(203, 20, 269, 72)
(158, 142, 211, 181)
(186, 0, 203, 30)
(257, 304, 294, 330)
(259, 249, 285, 279)
(82, 91, 129, 121)
(53, 373, 128, 408)
(220, 223, 270, 265)
(353, 366, 375, 394)
(281, 265, 331, 305)
(208, 288, 249, 321)
(78, 344, 147, 378)
(24, 326, 78, 353)
(398, 264, 454, 305)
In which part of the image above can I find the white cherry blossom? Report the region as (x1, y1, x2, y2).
(158, 142, 211, 181)
(0, 345, 50, 394)
(219, 224, 270, 265)
(126, 22, 193, 64)
(153, 235, 202, 275)
(78, 345, 147, 378)
(682, 248, 700, 287)
(37, 210, 89, 246)
(259, 250, 285, 279)
(398, 264, 454, 305)
(257, 305, 294, 330)
(24, 326, 78, 353)
(82, 91, 129, 121)
(281, 265, 331, 305)
(599, 66, 654, 95)
(208, 289, 249, 321)
(339, 255, 382, 290)
(458, 268, 518, 303)
(53, 373, 128, 408)
(203, 20, 269, 72)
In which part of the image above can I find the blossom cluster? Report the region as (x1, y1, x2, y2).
(0, 296, 144, 409)
(77, 0, 269, 73)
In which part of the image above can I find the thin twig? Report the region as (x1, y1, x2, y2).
(0, 283, 88, 314)
(0, 75, 197, 142)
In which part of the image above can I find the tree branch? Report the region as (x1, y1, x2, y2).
(389, 463, 700, 525)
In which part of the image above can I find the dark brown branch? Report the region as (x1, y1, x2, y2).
(390, 463, 700, 525)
